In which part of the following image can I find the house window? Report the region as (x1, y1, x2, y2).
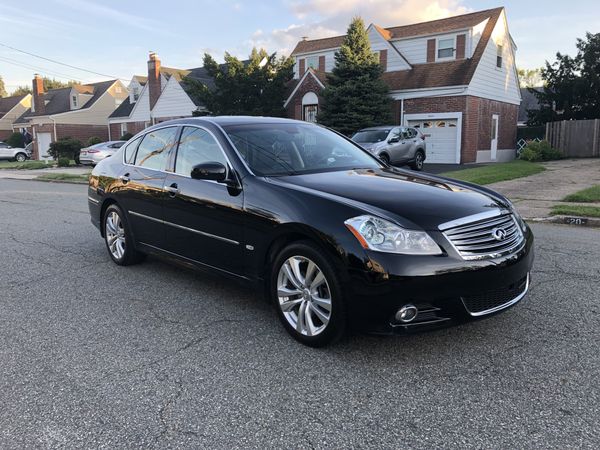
(115, 86, 122, 94)
(306, 56, 319, 70)
(120, 123, 127, 137)
(496, 44, 503, 68)
(133, 87, 139, 101)
(72, 95, 78, 107)
(437, 38, 455, 59)
(303, 105, 318, 123)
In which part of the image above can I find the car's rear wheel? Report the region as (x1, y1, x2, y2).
(103, 204, 145, 266)
(271, 241, 346, 347)
(411, 150, 425, 171)
(15, 153, 26, 162)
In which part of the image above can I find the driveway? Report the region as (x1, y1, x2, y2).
(487, 158, 600, 218)
(0, 179, 599, 448)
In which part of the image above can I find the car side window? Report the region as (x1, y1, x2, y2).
(408, 128, 418, 138)
(400, 128, 411, 140)
(175, 127, 227, 177)
(134, 127, 178, 170)
(0, 142, 8, 148)
(389, 128, 401, 141)
(123, 137, 142, 164)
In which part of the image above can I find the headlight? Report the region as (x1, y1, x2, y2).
(506, 200, 527, 232)
(344, 215, 441, 255)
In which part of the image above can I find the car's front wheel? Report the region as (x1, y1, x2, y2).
(103, 204, 145, 266)
(271, 241, 346, 347)
(14, 153, 27, 162)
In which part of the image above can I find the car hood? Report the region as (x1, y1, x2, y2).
(357, 142, 382, 152)
(270, 168, 508, 230)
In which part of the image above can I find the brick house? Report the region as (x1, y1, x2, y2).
(107, 53, 209, 139)
(0, 94, 32, 141)
(285, 7, 521, 164)
(13, 75, 128, 159)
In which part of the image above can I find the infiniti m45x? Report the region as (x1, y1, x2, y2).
(88, 117, 533, 347)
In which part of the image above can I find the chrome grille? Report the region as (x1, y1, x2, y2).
(441, 212, 524, 260)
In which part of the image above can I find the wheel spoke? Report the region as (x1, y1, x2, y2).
(304, 261, 316, 286)
(309, 302, 329, 325)
(311, 295, 332, 312)
(296, 301, 308, 334)
(309, 270, 325, 290)
(280, 297, 303, 312)
(106, 216, 117, 234)
(278, 286, 302, 298)
(289, 257, 306, 287)
(305, 305, 317, 336)
(283, 262, 303, 290)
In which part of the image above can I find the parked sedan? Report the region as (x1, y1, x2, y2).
(88, 117, 533, 347)
(80, 141, 126, 165)
(0, 141, 32, 162)
(352, 126, 426, 170)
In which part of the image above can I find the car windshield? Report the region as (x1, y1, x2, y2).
(351, 130, 390, 143)
(223, 123, 381, 176)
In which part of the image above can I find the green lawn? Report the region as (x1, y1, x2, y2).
(562, 185, 600, 203)
(0, 160, 54, 170)
(440, 160, 545, 185)
(36, 173, 90, 184)
(551, 204, 600, 218)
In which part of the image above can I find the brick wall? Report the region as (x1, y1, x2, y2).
(285, 74, 324, 120)
(399, 95, 518, 163)
(0, 130, 12, 140)
(109, 121, 147, 140)
(31, 123, 109, 159)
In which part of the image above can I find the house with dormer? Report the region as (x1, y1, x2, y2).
(0, 94, 32, 141)
(285, 7, 521, 164)
(13, 75, 128, 159)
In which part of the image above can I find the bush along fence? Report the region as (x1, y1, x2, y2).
(546, 119, 600, 158)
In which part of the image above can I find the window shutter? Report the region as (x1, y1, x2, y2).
(456, 34, 466, 59)
(427, 39, 436, 62)
(299, 58, 305, 75)
(318, 56, 325, 72)
(379, 49, 388, 71)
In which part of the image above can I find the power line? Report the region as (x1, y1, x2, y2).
(0, 41, 130, 81)
(0, 55, 93, 83)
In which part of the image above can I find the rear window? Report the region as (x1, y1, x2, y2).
(352, 130, 390, 143)
(123, 137, 142, 164)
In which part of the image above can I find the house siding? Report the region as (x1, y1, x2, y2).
(151, 77, 197, 119)
(0, 95, 32, 137)
(367, 26, 410, 72)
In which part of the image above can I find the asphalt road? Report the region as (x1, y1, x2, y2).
(0, 179, 598, 449)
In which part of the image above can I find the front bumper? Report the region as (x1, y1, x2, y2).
(344, 228, 534, 334)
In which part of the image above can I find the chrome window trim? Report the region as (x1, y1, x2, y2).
(128, 210, 239, 245)
(438, 209, 508, 231)
(462, 273, 529, 317)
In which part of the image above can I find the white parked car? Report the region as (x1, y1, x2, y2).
(80, 141, 126, 166)
(0, 141, 32, 162)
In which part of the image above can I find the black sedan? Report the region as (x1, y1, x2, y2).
(88, 116, 533, 347)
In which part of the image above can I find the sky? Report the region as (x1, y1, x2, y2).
(1, 0, 599, 94)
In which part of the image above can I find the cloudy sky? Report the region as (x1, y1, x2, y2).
(1, 0, 598, 93)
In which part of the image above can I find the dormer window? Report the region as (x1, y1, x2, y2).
(72, 95, 78, 108)
(437, 38, 455, 59)
(306, 56, 319, 70)
(496, 44, 503, 68)
(133, 87, 139, 101)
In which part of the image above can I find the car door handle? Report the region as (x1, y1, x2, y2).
(166, 183, 179, 197)
(119, 173, 130, 183)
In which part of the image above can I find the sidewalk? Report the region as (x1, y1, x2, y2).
(487, 158, 600, 219)
(0, 166, 91, 180)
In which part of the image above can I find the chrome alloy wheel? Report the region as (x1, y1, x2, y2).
(277, 256, 332, 336)
(105, 211, 126, 260)
(415, 152, 424, 169)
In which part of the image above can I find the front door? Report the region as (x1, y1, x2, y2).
(162, 126, 244, 275)
(36, 132, 53, 160)
(491, 114, 499, 161)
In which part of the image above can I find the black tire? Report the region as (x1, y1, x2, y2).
(14, 153, 27, 162)
(379, 153, 391, 166)
(270, 241, 347, 347)
(103, 204, 145, 266)
(410, 150, 425, 171)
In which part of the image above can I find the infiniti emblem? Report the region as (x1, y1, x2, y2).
(491, 227, 507, 241)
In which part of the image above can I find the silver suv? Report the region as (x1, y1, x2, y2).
(352, 126, 426, 170)
(0, 141, 32, 162)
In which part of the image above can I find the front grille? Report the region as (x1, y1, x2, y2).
(461, 275, 528, 316)
(442, 212, 524, 260)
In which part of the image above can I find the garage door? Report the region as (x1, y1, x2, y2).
(408, 119, 458, 164)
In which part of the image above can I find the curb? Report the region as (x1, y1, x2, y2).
(526, 215, 600, 228)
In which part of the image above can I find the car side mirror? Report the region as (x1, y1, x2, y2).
(388, 137, 399, 144)
(191, 162, 227, 182)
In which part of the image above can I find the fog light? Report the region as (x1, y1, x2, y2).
(396, 304, 418, 323)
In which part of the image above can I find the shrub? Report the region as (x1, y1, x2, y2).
(86, 136, 103, 147)
(6, 132, 25, 148)
(519, 140, 562, 162)
(120, 132, 133, 141)
(48, 137, 83, 164)
(57, 157, 71, 167)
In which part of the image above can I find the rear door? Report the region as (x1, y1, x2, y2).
(116, 126, 179, 249)
(394, 127, 413, 163)
(162, 126, 245, 275)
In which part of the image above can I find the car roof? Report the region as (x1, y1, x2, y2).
(149, 116, 303, 129)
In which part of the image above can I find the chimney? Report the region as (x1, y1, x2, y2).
(32, 74, 45, 114)
(147, 52, 161, 110)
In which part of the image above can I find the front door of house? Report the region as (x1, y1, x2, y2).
(36, 133, 53, 160)
(491, 114, 499, 161)
(303, 104, 318, 123)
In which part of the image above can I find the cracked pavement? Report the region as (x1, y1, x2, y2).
(0, 179, 599, 449)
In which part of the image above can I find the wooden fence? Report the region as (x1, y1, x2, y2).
(546, 119, 600, 157)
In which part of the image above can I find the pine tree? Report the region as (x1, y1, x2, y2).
(0, 75, 7, 98)
(317, 17, 392, 135)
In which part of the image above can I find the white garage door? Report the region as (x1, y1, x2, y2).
(408, 119, 458, 164)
